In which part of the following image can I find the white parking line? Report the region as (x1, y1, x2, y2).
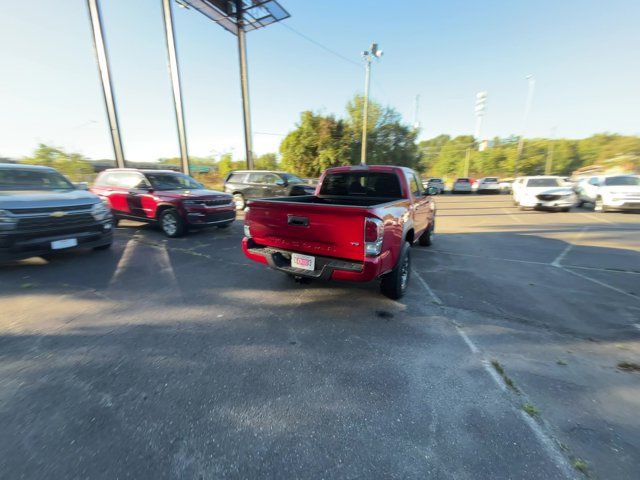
(560, 267, 639, 302)
(412, 268, 443, 305)
(502, 208, 525, 224)
(108, 237, 138, 287)
(455, 326, 479, 353)
(578, 211, 614, 224)
(551, 227, 588, 267)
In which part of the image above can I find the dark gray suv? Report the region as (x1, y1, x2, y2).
(0, 164, 113, 262)
(224, 170, 316, 209)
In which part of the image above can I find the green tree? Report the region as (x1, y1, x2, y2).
(254, 153, 279, 170)
(21, 143, 94, 180)
(280, 111, 351, 177)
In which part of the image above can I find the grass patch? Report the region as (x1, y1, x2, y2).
(491, 360, 520, 393)
(573, 459, 589, 474)
(522, 403, 540, 417)
(617, 361, 640, 372)
(556, 359, 567, 366)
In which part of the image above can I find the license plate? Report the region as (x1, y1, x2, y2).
(51, 238, 78, 250)
(291, 253, 315, 271)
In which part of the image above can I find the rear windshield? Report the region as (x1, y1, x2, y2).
(484, 177, 498, 182)
(0, 168, 74, 191)
(527, 178, 561, 187)
(428, 178, 443, 183)
(225, 172, 246, 183)
(319, 172, 402, 198)
(456, 178, 470, 183)
(604, 176, 639, 186)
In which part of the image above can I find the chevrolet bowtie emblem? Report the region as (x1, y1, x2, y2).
(50, 211, 67, 218)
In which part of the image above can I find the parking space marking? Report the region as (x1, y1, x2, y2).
(411, 268, 443, 305)
(502, 208, 525, 224)
(551, 227, 588, 267)
(577, 211, 614, 224)
(561, 267, 639, 302)
(455, 325, 479, 353)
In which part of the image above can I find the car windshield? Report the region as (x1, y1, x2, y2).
(456, 178, 469, 183)
(282, 173, 305, 184)
(604, 176, 639, 186)
(145, 172, 203, 190)
(527, 178, 561, 187)
(0, 168, 74, 191)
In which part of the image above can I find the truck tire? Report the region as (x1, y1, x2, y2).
(380, 241, 411, 300)
(418, 223, 434, 246)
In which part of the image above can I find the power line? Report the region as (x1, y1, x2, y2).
(279, 23, 361, 68)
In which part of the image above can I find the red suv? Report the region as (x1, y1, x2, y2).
(91, 169, 235, 237)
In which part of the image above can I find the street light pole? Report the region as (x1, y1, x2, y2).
(87, 0, 125, 168)
(161, 0, 190, 175)
(515, 74, 535, 176)
(236, 1, 254, 170)
(360, 43, 382, 166)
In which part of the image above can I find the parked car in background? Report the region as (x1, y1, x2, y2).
(224, 170, 316, 210)
(452, 178, 472, 193)
(91, 169, 235, 237)
(575, 174, 640, 212)
(242, 165, 437, 299)
(422, 177, 445, 194)
(0, 163, 113, 262)
(476, 177, 501, 194)
(499, 179, 513, 193)
(512, 176, 577, 211)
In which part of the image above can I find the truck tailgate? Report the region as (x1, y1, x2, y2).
(246, 200, 369, 261)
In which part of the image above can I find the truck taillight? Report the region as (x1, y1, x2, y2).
(364, 218, 384, 256)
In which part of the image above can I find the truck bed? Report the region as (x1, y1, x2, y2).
(249, 195, 401, 208)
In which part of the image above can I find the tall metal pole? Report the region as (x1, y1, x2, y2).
(545, 126, 557, 175)
(361, 58, 372, 165)
(236, 1, 254, 170)
(161, 0, 190, 175)
(87, 0, 125, 168)
(515, 75, 535, 176)
(463, 147, 471, 177)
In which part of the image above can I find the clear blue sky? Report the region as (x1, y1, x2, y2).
(1, 0, 639, 162)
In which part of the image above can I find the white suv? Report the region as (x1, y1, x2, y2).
(575, 174, 640, 212)
(512, 176, 577, 211)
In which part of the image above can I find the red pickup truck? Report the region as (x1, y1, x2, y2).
(242, 165, 437, 299)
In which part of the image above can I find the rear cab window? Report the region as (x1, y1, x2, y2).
(320, 171, 403, 198)
(226, 172, 247, 183)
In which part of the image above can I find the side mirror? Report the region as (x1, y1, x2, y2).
(426, 186, 438, 196)
(275, 179, 286, 186)
(74, 182, 89, 190)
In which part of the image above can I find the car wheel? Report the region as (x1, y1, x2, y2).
(93, 242, 112, 251)
(418, 222, 434, 246)
(233, 193, 246, 210)
(160, 209, 186, 237)
(380, 241, 411, 300)
(594, 197, 608, 213)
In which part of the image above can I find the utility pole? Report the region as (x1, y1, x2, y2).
(515, 74, 535, 176)
(236, 0, 254, 170)
(87, 0, 125, 168)
(545, 127, 557, 175)
(463, 147, 471, 177)
(360, 43, 383, 165)
(161, 0, 190, 175)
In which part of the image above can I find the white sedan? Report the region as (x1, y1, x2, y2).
(513, 176, 577, 211)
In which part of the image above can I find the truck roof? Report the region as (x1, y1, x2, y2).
(323, 165, 410, 174)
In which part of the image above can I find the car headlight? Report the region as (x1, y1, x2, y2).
(0, 209, 18, 230)
(91, 202, 111, 221)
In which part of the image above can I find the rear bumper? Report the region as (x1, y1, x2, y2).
(604, 199, 640, 210)
(242, 237, 383, 282)
(0, 220, 113, 262)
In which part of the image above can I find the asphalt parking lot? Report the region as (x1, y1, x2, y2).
(1, 195, 639, 479)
